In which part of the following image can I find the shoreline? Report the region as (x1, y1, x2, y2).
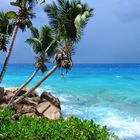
(1, 86, 140, 140)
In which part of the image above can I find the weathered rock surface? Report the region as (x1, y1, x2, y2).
(36, 101, 61, 120)
(40, 92, 61, 109)
(3, 92, 14, 103)
(0, 87, 62, 120)
(43, 104, 61, 120)
(21, 105, 35, 114)
(9, 87, 18, 93)
(36, 101, 51, 114)
(23, 113, 38, 118)
(20, 97, 39, 106)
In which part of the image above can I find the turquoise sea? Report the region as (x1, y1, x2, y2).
(1, 64, 140, 140)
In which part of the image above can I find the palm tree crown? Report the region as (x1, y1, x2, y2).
(16, 0, 38, 7)
(44, 0, 93, 43)
(5, 1, 36, 31)
(26, 25, 57, 73)
(0, 12, 13, 52)
(44, 0, 93, 72)
(0, 0, 37, 83)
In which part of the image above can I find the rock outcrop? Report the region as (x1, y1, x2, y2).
(0, 87, 62, 120)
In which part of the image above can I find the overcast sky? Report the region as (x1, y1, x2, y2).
(0, 0, 140, 64)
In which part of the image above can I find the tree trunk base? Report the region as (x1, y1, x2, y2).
(0, 86, 62, 120)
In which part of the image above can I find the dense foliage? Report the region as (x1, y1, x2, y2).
(0, 108, 118, 140)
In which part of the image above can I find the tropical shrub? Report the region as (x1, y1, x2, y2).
(0, 108, 119, 140)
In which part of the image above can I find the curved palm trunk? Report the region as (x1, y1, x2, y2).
(8, 68, 39, 106)
(10, 64, 58, 107)
(0, 25, 19, 83)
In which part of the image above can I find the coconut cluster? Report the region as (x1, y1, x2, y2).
(35, 55, 47, 73)
(54, 50, 72, 73)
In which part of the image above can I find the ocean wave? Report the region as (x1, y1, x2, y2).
(103, 112, 140, 140)
(61, 104, 84, 117)
(58, 97, 140, 140)
(2, 83, 140, 139)
(35, 88, 44, 95)
(57, 94, 73, 102)
(35, 85, 55, 95)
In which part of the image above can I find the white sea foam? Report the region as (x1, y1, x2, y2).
(44, 85, 54, 93)
(58, 96, 68, 102)
(103, 112, 140, 139)
(5, 86, 19, 90)
(4, 87, 11, 90)
(58, 94, 73, 102)
(36, 88, 44, 96)
(36, 85, 54, 95)
(61, 104, 83, 116)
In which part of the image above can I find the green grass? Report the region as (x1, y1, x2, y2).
(0, 108, 119, 140)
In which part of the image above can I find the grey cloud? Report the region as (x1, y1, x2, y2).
(1, 0, 140, 64)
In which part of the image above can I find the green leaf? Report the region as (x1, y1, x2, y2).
(26, 38, 42, 54)
(40, 0, 46, 5)
(5, 11, 18, 20)
(0, 108, 119, 140)
(10, 2, 21, 8)
(26, 20, 32, 28)
(30, 26, 39, 39)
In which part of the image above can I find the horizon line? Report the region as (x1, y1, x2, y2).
(1, 63, 140, 65)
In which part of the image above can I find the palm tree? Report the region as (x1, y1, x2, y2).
(0, 12, 13, 52)
(0, 0, 36, 83)
(11, 0, 93, 106)
(17, 0, 46, 6)
(16, 0, 38, 6)
(8, 25, 57, 106)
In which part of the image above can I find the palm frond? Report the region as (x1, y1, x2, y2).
(27, 7, 36, 19)
(74, 4, 93, 40)
(30, 26, 39, 39)
(7, 24, 14, 36)
(39, 25, 57, 57)
(16, 0, 38, 7)
(0, 12, 9, 27)
(26, 38, 42, 54)
(0, 12, 12, 35)
(0, 12, 13, 52)
(44, 0, 93, 43)
(47, 40, 58, 57)
(39, 25, 51, 40)
(44, 2, 61, 34)
(0, 34, 9, 52)
(10, 1, 36, 31)
(39, 25, 52, 50)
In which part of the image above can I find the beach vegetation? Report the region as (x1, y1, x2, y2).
(0, 108, 119, 140)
